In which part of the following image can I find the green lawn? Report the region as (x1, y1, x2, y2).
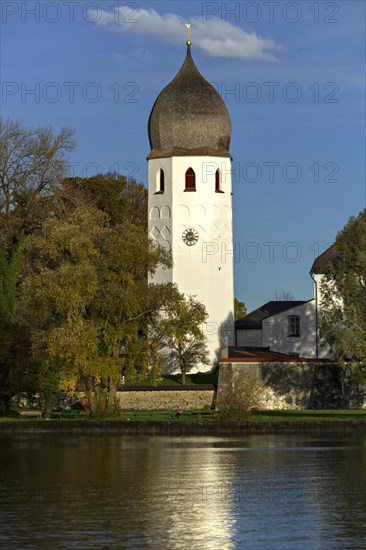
(114, 409, 366, 423)
(1, 408, 366, 423)
(249, 409, 366, 422)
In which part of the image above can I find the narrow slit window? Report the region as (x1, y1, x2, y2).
(185, 168, 196, 191)
(159, 169, 165, 193)
(156, 169, 164, 193)
(215, 169, 221, 192)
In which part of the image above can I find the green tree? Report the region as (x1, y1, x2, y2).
(159, 295, 209, 384)
(40, 361, 62, 415)
(320, 209, 366, 376)
(0, 319, 38, 410)
(234, 297, 247, 321)
(0, 235, 40, 409)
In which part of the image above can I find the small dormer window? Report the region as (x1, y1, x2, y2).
(155, 169, 164, 194)
(185, 168, 196, 191)
(288, 315, 300, 337)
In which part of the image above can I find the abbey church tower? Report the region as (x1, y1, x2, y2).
(147, 42, 235, 366)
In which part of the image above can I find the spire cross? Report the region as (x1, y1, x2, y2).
(185, 23, 191, 45)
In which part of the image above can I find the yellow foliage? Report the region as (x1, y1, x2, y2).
(59, 375, 77, 395)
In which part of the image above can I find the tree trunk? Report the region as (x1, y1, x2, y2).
(181, 370, 186, 385)
(108, 378, 116, 402)
(81, 376, 93, 408)
(339, 365, 346, 408)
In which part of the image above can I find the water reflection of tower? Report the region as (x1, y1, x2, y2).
(138, 436, 236, 549)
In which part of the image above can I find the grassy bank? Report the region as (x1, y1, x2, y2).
(1, 409, 366, 424)
(249, 409, 366, 422)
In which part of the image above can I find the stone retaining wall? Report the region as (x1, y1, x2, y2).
(116, 387, 215, 410)
(217, 362, 366, 410)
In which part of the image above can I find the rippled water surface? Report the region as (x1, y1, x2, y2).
(0, 433, 365, 549)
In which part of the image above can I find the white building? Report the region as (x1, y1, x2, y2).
(235, 244, 336, 359)
(309, 244, 336, 358)
(147, 42, 235, 366)
(235, 300, 317, 357)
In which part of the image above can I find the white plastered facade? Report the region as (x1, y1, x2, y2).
(148, 155, 235, 366)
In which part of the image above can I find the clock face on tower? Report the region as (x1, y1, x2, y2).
(182, 227, 199, 246)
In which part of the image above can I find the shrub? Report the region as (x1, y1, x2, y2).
(218, 368, 264, 421)
(91, 391, 122, 418)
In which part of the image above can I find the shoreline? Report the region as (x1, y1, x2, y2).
(1, 419, 366, 434)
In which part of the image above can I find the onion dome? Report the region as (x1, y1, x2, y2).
(148, 44, 231, 158)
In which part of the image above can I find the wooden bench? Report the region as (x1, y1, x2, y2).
(18, 410, 43, 418)
(126, 410, 216, 420)
(191, 411, 217, 419)
(133, 410, 156, 418)
(60, 410, 82, 419)
(171, 410, 193, 418)
(172, 410, 217, 419)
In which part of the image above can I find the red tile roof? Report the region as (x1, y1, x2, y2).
(219, 347, 334, 363)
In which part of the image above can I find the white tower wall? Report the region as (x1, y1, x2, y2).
(148, 155, 235, 367)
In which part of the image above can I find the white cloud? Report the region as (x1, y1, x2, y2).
(92, 8, 282, 62)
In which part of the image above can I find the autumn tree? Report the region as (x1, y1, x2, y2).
(0, 235, 25, 320)
(18, 204, 173, 402)
(61, 173, 148, 229)
(234, 297, 247, 321)
(320, 209, 366, 377)
(159, 295, 209, 384)
(0, 118, 75, 408)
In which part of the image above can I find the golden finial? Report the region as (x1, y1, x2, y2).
(185, 23, 191, 45)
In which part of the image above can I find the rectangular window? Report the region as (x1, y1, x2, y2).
(288, 315, 300, 337)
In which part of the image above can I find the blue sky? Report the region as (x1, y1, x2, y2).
(1, 0, 365, 311)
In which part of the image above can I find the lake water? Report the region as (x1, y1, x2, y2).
(0, 433, 365, 549)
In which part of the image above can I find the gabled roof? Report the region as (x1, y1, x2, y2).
(310, 243, 337, 274)
(235, 300, 311, 329)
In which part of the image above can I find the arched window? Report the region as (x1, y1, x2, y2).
(155, 169, 164, 193)
(288, 315, 300, 337)
(185, 167, 196, 191)
(215, 169, 221, 193)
